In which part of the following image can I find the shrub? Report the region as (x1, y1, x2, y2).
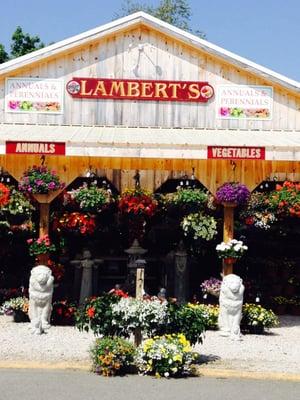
(166, 303, 207, 345)
(111, 297, 168, 337)
(135, 333, 195, 378)
(242, 303, 279, 329)
(91, 337, 135, 376)
(75, 294, 121, 336)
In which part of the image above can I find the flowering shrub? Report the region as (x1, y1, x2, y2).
(27, 235, 56, 256)
(0, 183, 10, 207)
(66, 183, 112, 212)
(1, 296, 29, 315)
(242, 304, 279, 329)
(19, 165, 64, 194)
(216, 182, 250, 205)
(75, 294, 121, 337)
(118, 188, 157, 217)
(135, 334, 195, 377)
(111, 297, 168, 337)
(181, 213, 217, 241)
(166, 303, 207, 345)
(216, 239, 248, 259)
(91, 337, 135, 377)
(51, 300, 77, 325)
(200, 277, 222, 296)
(195, 304, 219, 330)
(53, 212, 96, 235)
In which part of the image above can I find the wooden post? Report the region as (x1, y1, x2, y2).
(134, 260, 146, 347)
(222, 202, 237, 276)
(39, 203, 50, 237)
(32, 190, 63, 238)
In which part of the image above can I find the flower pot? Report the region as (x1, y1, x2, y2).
(36, 253, 49, 265)
(223, 257, 237, 265)
(13, 310, 29, 323)
(221, 202, 238, 208)
(247, 325, 264, 335)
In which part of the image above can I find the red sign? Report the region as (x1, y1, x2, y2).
(207, 146, 265, 160)
(6, 141, 66, 155)
(66, 77, 214, 103)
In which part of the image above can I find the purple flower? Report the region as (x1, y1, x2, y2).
(48, 182, 56, 190)
(8, 101, 20, 110)
(220, 107, 230, 116)
(35, 179, 44, 186)
(216, 182, 250, 205)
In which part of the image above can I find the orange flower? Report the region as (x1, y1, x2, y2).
(86, 307, 95, 318)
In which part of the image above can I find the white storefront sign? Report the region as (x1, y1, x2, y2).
(216, 85, 273, 120)
(5, 78, 64, 114)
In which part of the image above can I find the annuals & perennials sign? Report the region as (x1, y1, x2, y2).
(5, 78, 64, 114)
(217, 85, 273, 120)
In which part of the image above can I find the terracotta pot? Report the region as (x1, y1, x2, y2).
(36, 253, 49, 265)
(223, 257, 237, 265)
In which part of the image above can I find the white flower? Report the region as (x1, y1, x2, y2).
(164, 372, 169, 377)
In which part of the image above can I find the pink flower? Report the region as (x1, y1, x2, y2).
(8, 101, 20, 110)
(220, 107, 230, 116)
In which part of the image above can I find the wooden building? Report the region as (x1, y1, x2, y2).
(1, 12, 300, 298)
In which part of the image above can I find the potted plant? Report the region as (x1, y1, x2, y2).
(19, 165, 65, 195)
(0, 183, 10, 207)
(0, 187, 35, 225)
(181, 212, 218, 241)
(52, 211, 96, 236)
(27, 234, 56, 264)
(66, 182, 112, 213)
(216, 239, 248, 263)
(200, 277, 222, 297)
(241, 303, 279, 334)
(135, 333, 196, 378)
(216, 182, 250, 206)
(91, 337, 135, 377)
(2, 296, 29, 322)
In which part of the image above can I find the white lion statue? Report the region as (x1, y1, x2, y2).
(218, 274, 244, 340)
(29, 265, 54, 334)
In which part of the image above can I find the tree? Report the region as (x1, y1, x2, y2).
(116, 0, 206, 38)
(10, 26, 44, 58)
(0, 44, 9, 64)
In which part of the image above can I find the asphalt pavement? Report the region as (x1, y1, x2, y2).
(0, 369, 299, 400)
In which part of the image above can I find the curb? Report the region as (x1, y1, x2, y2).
(1, 362, 300, 382)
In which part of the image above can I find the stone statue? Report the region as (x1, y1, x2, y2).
(218, 274, 245, 340)
(71, 249, 103, 304)
(174, 240, 188, 303)
(29, 265, 54, 334)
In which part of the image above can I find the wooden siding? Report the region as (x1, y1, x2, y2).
(1, 154, 300, 194)
(1, 26, 300, 130)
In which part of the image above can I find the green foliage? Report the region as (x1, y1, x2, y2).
(91, 336, 135, 376)
(0, 187, 35, 218)
(0, 44, 9, 64)
(75, 294, 121, 336)
(116, 0, 206, 38)
(242, 303, 279, 329)
(181, 212, 218, 241)
(70, 183, 111, 212)
(11, 26, 44, 58)
(136, 333, 195, 377)
(165, 303, 206, 345)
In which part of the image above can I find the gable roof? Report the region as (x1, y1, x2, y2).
(0, 11, 299, 94)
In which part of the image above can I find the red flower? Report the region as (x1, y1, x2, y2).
(86, 307, 95, 318)
(0, 183, 10, 207)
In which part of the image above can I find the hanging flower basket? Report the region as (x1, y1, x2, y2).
(216, 182, 250, 206)
(66, 182, 112, 213)
(52, 212, 96, 236)
(0, 183, 10, 207)
(27, 235, 56, 257)
(19, 165, 65, 195)
(118, 188, 157, 218)
(216, 239, 248, 260)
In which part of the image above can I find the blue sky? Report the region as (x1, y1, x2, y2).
(1, 0, 300, 81)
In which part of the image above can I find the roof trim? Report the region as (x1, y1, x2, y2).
(0, 11, 300, 93)
(1, 123, 300, 161)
